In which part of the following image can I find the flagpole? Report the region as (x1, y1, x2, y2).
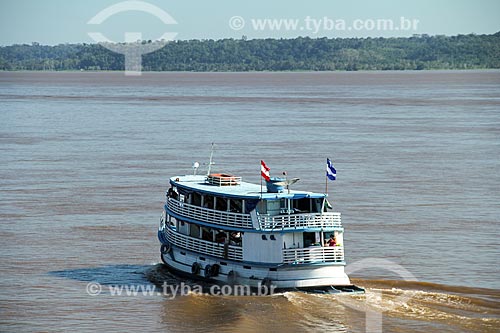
(260, 160, 270, 198)
(325, 158, 328, 195)
(260, 173, 263, 198)
(325, 158, 336, 212)
(325, 172, 328, 195)
(322, 162, 327, 247)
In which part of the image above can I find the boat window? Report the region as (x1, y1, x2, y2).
(215, 231, 227, 243)
(270, 235, 276, 240)
(257, 200, 267, 214)
(262, 235, 267, 240)
(178, 220, 189, 235)
(293, 198, 311, 213)
(303, 232, 319, 247)
(192, 192, 202, 206)
(267, 200, 281, 215)
(204, 195, 214, 209)
(201, 227, 213, 241)
(229, 199, 243, 213)
(167, 187, 178, 200)
(279, 199, 293, 214)
(215, 197, 227, 211)
(190, 224, 200, 238)
(245, 199, 259, 213)
(280, 199, 288, 209)
(312, 198, 322, 213)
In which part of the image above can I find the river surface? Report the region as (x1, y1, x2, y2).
(0, 71, 499, 332)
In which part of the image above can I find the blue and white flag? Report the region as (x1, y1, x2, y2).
(326, 158, 336, 181)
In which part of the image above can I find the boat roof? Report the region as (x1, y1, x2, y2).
(170, 175, 326, 200)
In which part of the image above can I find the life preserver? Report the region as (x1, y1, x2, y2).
(260, 278, 273, 295)
(227, 270, 238, 284)
(191, 262, 201, 275)
(160, 253, 168, 265)
(160, 244, 171, 255)
(210, 264, 220, 277)
(204, 264, 212, 278)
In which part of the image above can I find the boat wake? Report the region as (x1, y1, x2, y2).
(146, 264, 499, 333)
(281, 278, 500, 333)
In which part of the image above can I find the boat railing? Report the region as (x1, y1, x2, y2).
(167, 197, 253, 228)
(282, 246, 344, 264)
(165, 227, 243, 261)
(259, 212, 342, 230)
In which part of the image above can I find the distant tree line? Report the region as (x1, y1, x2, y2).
(0, 33, 499, 71)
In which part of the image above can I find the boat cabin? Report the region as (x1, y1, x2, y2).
(162, 174, 344, 265)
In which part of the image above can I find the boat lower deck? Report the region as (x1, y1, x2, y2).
(160, 254, 364, 295)
(161, 245, 353, 290)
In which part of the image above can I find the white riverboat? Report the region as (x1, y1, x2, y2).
(158, 162, 363, 293)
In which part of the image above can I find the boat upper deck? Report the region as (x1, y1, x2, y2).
(170, 175, 326, 200)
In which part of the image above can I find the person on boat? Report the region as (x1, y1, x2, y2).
(229, 232, 242, 246)
(167, 187, 178, 199)
(216, 231, 226, 243)
(325, 234, 336, 247)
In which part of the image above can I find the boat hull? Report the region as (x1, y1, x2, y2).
(160, 245, 352, 290)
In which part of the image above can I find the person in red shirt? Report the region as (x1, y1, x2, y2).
(325, 234, 336, 247)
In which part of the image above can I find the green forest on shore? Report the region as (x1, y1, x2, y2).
(1, 32, 499, 71)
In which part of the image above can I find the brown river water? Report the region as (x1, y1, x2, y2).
(0, 71, 499, 332)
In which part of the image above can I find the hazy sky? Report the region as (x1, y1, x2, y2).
(0, 0, 499, 45)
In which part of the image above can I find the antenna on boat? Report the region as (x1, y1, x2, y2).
(192, 161, 200, 175)
(206, 142, 216, 175)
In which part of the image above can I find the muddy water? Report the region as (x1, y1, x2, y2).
(1, 71, 499, 332)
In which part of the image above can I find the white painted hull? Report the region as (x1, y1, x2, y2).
(161, 246, 351, 289)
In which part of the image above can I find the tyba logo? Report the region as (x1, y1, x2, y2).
(87, 1, 177, 75)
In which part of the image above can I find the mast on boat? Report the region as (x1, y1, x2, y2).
(206, 142, 216, 175)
